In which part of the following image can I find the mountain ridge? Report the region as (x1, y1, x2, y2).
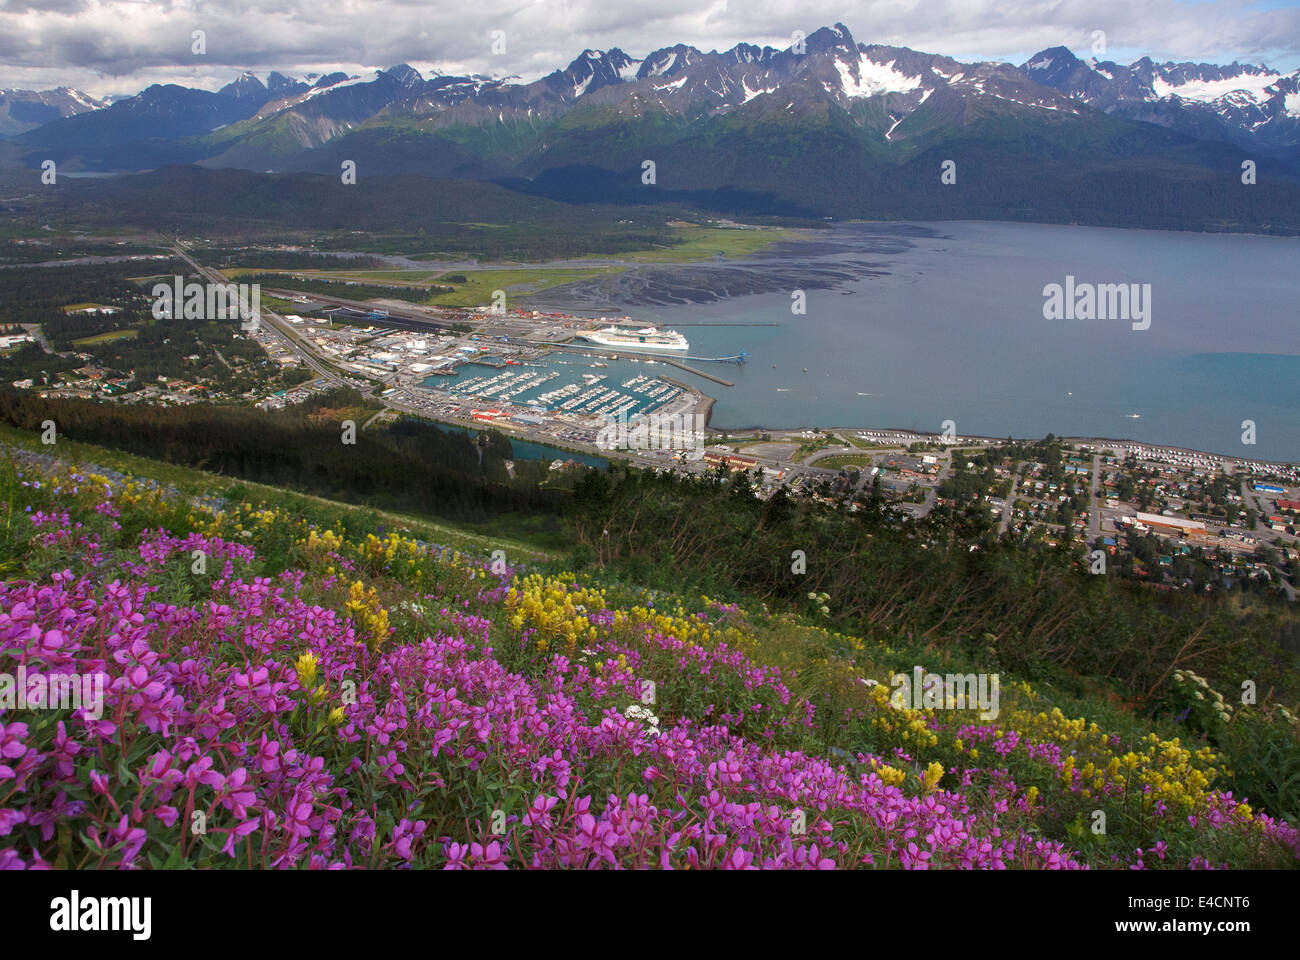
(7, 24, 1300, 231)
(0, 86, 106, 137)
(1020, 46, 1300, 148)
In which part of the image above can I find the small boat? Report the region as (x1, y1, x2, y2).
(1127, 413, 1141, 419)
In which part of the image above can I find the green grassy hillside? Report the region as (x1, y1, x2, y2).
(0, 420, 1296, 870)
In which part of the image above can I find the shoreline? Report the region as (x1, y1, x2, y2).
(526, 221, 1300, 468)
(514, 348, 1298, 471)
(698, 404, 1299, 469)
(847, 218, 1300, 242)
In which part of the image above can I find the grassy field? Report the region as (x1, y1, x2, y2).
(791, 437, 852, 462)
(325, 269, 440, 283)
(212, 224, 801, 307)
(261, 294, 313, 314)
(223, 265, 624, 308)
(225, 267, 441, 287)
(71, 328, 139, 346)
(709, 434, 766, 446)
(812, 453, 880, 470)
(424, 267, 625, 308)
(589, 223, 800, 263)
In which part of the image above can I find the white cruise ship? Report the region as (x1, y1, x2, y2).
(579, 326, 689, 351)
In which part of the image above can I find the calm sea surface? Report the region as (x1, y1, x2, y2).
(618, 221, 1300, 461)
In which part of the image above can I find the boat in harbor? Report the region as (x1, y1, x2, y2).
(579, 326, 689, 351)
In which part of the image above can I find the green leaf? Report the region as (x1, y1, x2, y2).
(163, 843, 186, 869)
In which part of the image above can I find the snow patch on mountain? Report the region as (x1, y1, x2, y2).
(835, 54, 922, 98)
(63, 88, 106, 110)
(252, 71, 378, 120)
(741, 77, 778, 103)
(1150, 72, 1280, 105)
(298, 73, 378, 101)
(646, 52, 677, 77)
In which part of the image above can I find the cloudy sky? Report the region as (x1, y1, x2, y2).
(2, 0, 1299, 97)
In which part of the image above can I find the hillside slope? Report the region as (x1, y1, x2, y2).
(0, 428, 1297, 869)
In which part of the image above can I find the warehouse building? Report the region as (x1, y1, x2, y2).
(1133, 511, 1207, 539)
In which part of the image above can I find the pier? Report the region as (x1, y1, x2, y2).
(663, 359, 734, 386)
(683, 352, 747, 365)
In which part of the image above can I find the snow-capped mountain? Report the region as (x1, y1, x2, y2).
(0, 86, 106, 137)
(14, 73, 287, 157)
(8, 22, 1300, 232)
(1020, 46, 1300, 147)
(368, 22, 1085, 144)
(14, 21, 1097, 162)
(9, 21, 1299, 190)
(551, 48, 642, 99)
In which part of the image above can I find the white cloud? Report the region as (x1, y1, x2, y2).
(0, 0, 1297, 97)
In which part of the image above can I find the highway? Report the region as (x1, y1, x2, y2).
(168, 251, 947, 510)
(999, 488, 1015, 534)
(171, 245, 369, 393)
(162, 245, 1298, 598)
(1086, 453, 1103, 542)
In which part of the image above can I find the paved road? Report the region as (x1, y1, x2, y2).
(171, 242, 1300, 602)
(172, 246, 366, 392)
(1239, 477, 1271, 520)
(175, 250, 946, 512)
(999, 489, 1016, 534)
(1086, 453, 1103, 542)
(361, 409, 390, 430)
(1237, 475, 1298, 599)
(20, 323, 54, 354)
